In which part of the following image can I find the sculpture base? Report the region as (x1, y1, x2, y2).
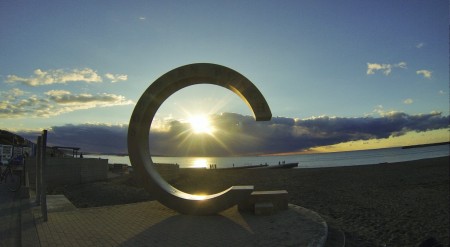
(32, 198, 334, 246)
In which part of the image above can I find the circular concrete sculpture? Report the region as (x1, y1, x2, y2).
(128, 63, 272, 215)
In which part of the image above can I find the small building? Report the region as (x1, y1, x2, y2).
(0, 144, 13, 165)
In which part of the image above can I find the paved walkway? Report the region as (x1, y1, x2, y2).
(2, 185, 338, 246)
(30, 197, 328, 247)
(0, 184, 21, 247)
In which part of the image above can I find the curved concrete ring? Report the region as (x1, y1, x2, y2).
(128, 63, 272, 215)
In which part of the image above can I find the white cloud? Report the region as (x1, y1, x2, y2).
(0, 88, 27, 101)
(105, 73, 128, 83)
(396, 62, 407, 69)
(403, 98, 413, 104)
(0, 90, 134, 119)
(367, 62, 407, 75)
(372, 105, 400, 117)
(5, 68, 102, 86)
(367, 63, 389, 75)
(139, 17, 146, 20)
(416, 70, 432, 79)
(416, 42, 425, 48)
(9, 88, 26, 97)
(45, 90, 71, 97)
(372, 105, 385, 116)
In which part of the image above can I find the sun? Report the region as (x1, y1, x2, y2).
(189, 115, 214, 134)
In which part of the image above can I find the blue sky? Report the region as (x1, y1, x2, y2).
(1, 1, 448, 155)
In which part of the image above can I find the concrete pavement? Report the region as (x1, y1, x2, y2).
(31, 199, 328, 246)
(2, 185, 345, 246)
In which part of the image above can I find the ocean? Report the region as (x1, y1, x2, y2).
(85, 143, 449, 169)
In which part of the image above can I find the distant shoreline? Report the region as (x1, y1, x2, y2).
(401, 141, 449, 149)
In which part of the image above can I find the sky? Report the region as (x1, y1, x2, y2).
(0, 0, 449, 156)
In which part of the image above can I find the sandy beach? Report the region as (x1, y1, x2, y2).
(59, 156, 449, 246)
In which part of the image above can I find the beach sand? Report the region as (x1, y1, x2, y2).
(59, 156, 449, 246)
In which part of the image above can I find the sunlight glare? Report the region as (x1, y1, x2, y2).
(189, 115, 214, 134)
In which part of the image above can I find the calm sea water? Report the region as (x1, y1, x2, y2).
(85, 144, 449, 169)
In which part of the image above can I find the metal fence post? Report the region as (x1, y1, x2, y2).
(35, 136, 42, 205)
(41, 130, 48, 222)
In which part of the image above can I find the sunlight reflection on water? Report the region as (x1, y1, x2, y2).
(191, 158, 208, 168)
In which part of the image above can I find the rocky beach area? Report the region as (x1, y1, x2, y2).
(55, 156, 449, 247)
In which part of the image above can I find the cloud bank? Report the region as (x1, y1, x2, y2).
(6, 68, 102, 86)
(16, 112, 449, 156)
(5, 68, 128, 86)
(0, 88, 133, 118)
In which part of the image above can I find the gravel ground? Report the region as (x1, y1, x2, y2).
(55, 156, 449, 247)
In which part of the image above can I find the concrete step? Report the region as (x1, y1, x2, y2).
(238, 190, 288, 215)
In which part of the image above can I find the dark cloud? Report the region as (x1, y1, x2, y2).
(19, 124, 128, 154)
(17, 112, 449, 156)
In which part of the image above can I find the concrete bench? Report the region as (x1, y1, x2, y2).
(238, 190, 288, 215)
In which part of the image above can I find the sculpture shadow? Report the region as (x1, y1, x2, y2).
(119, 212, 254, 247)
(118, 206, 327, 246)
